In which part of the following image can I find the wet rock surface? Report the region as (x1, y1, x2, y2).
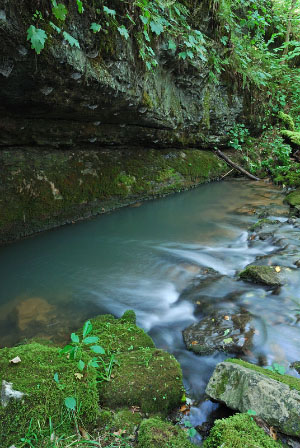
(182, 312, 254, 355)
(239, 265, 282, 287)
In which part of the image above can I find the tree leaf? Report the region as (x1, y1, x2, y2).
(178, 51, 187, 60)
(83, 336, 99, 345)
(82, 320, 93, 338)
(140, 15, 149, 25)
(76, 0, 84, 14)
(52, 3, 68, 21)
(63, 31, 80, 48)
(64, 396, 76, 411)
(168, 39, 176, 50)
(90, 23, 101, 33)
(71, 333, 79, 343)
(90, 345, 105, 354)
(143, 30, 150, 42)
(49, 21, 61, 34)
(27, 26, 47, 54)
(77, 359, 85, 371)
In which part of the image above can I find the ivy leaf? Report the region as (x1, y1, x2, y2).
(103, 6, 116, 16)
(187, 51, 194, 59)
(71, 333, 79, 343)
(49, 21, 61, 34)
(27, 25, 47, 54)
(178, 51, 187, 60)
(143, 30, 150, 42)
(52, 3, 68, 21)
(117, 25, 129, 40)
(140, 15, 149, 25)
(168, 39, 176, 50)
(90, 22, 101, 33)
(64, 396, 76, 411)
(76, 0, 84, 13)
(83, 320, 93, 338)
(150, 21, 164, 35)
(83, 336, 99, 345)
(63, 31, 80, 48)
(90, 345, 105, 354)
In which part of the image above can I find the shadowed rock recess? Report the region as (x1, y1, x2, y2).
(0, 1, 261, 243)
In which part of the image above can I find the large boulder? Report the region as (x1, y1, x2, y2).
(206, 360, 300, 437)
(182, 312, 254, 355)
(239, 265, 282, 287)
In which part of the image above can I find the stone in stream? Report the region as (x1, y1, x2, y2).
(291, 361, 300, 374)
(182, 312, 254, 355)
(239, 265, 282, 287)
(205, 360, 300, 437)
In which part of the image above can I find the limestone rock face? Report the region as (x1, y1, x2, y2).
(206, 361, 300, 437)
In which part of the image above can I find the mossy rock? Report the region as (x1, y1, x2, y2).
(281, 130, 300, 147)
(249, 218, 280, 232)
(228, 358, 300, 393)
(278, 112, 295, 131)
(203, 413, 280, 448)
(0, 342, 99, 447)
(100, 349, 183, 416)
(112, 408, 143, 434)
(239, 265, 282, 287)
(285, 189, 300, 208)
(291, 361, 300, 374)
(137, 417, 196, 448)
(82, 312, 155, 354)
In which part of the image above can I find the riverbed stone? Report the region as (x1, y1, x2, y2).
(137, 417, 196, 448)
(202, 413, 279, 448)
(206, 360, 300, 437)
(239, 265, 282, 287)
(0, 342, 99, 447)
(99, 348, 183, 417)
(182, 312, 254, 356)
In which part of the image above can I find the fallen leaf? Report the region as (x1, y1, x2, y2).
(130, 406, 141, 414)
(196, 301, 201, 305)
(9, 356, 21, 364)
(270, 427, 277, 440)
(180, 404, 190, 415)
(275, 266, 281, 273)
(74, 373, 83, 380)
(79, 426, 89, 440)
(191, 341, 198, 345)
(224, 315, 230, 320)
(113, 429, 126, 436)
(223, 337, 233, 344)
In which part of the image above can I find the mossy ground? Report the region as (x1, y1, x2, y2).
(100, 348, 184, 416)
(227, 358, 300, 393)
(203, 413, 281, 448)
(137, 417, 196, 448)
(0, 342, 99, 447)
(0, 148, 228, 244)
(285, 189, 300, 207)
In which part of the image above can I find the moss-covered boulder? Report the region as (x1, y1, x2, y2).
(239, 265, 282, 287)
(206, 360, 300, 437)
(0, 342, 99, 447)
(100, 348, 183, 416)
(80, 312, 155, 354)
(278, 112, 295, 132)
(137, 417, 196, 448)
(286, 189, 300, 211)
(291, 361, 300, 374)
(203, 413, 280, 448)
(281, 130, 300, 147)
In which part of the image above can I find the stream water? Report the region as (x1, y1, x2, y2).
(1, 179, 300, 440)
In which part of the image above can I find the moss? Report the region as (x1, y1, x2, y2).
(85, 313, 155, 354)
(138, 417, 196, 448)
(202, 89, 211, 130)
(0, 342, 99, 447)
(249, 218, 279, 231)
(142, 91, 154, 109)
(239, 265, 281, 287)
(203, 413, 281, 448)
(98, 409, 113, 427)
(291, 361, 300, 374)
(112, 408, 143, 433)
(227, 359, 300, 393)
(285, 188, 300, 207)
(120, 310, 137, 325)
(281, 130, 300, 147)
(278, 112, 295, 131)
(100, 348, 183, 416)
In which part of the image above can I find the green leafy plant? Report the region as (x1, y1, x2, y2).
(184, 420, 197, 438)
(27, 25, 47, 54)
(265, 362, 286, 375)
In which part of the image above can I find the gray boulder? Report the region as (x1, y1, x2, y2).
(206, 361, 300, 437)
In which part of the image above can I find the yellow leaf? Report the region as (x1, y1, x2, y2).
(74, 373, 83, 380)
(275, 266, 281, 273)
(191, 341, 198, 345)
(224, 315, 230, 321)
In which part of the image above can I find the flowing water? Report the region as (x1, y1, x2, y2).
(1, 179, 300, 439)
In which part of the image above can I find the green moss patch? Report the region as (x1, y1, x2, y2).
(285, 188, 300, 207)
(100, 348, 183, 416)
(227, 358, 300, 393)
(138, 417, 196, 448)
(203, 413, 280, 448)
(278, 112, 295, 131)
(281, 130, 300, 147)
(249, 218, 280, 231)
(84, 312, 155, 354)
(239, 265, 281, 287)
(0, 342, 99, 447)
